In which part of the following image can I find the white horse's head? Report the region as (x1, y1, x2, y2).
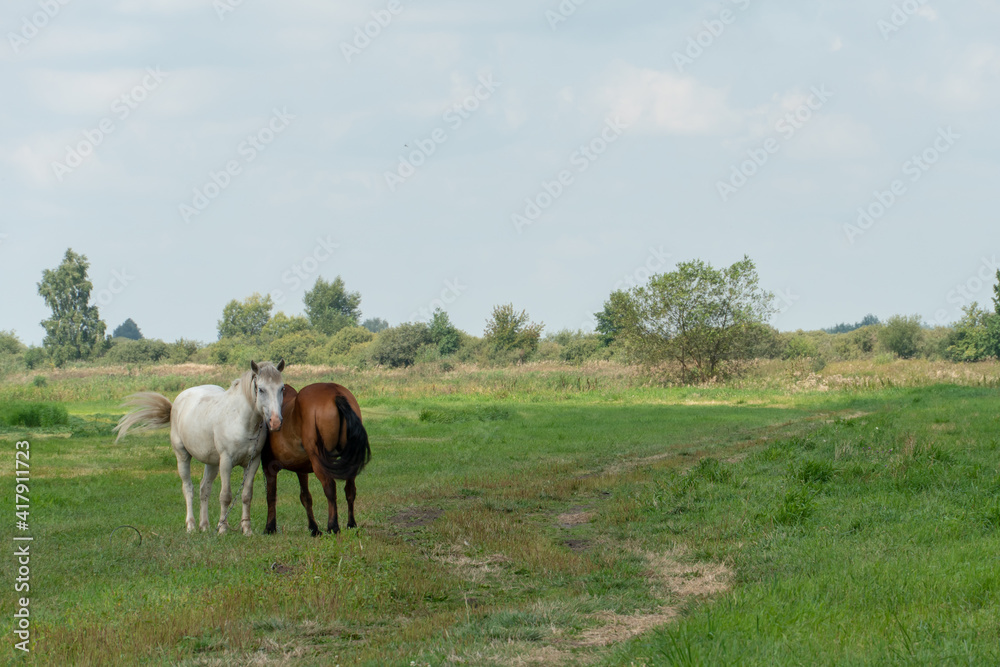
(249, 359, 286, 431)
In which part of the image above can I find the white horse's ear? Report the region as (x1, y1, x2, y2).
(277, 359, 285, 372)
(250, 360, 259, 375)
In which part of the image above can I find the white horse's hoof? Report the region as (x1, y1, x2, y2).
(186, 523, 196, 533)
(243, 526, 253, 536)
(199, 523, 209, 532)
(217, 524, 229, 535)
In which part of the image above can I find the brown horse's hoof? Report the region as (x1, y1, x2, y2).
(264, 520, 277, 535)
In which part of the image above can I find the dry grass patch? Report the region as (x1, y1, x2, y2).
(556, 510, 595, 527)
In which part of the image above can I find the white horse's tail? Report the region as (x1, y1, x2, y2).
(114, 392, 173, 443)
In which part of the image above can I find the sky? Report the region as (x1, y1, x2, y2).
(1, 0, 999, 346)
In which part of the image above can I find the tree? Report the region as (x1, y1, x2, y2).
(429, 309, 460, 355)
(823, 314, 880, 335)
(112, 318, 143, 340)
(944, 304, 995, 361)
(362, 318, 389, 334)
(217, 293, 273, 340)
(879, 314, 922, 359)
(993, 270, 1000, 315)
(37, 248, 107, 366)
(595, 290, 636, 346)
(483, 304, 543, 360)
(303, 276, 361, 335)
(616, 256, 774, 383)
(261, 312, 311, 341)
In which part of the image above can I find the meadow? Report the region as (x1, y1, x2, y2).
(1, 359, 999, 665)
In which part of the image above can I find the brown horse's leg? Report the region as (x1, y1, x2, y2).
(345, 477, 357, 529)
(264, 460, 278, 535)
(297, 472, 321, 537)
(308, 464, 339, 534)
(303, 421, 341, 534)
(323, 474, 340, 534)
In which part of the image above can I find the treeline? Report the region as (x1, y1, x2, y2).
(4, 248, 1000, 381)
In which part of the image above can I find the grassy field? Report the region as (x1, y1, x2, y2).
(1, 361, 999, 665)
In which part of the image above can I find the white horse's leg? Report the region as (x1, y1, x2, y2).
(174, 448, 196, 533)
(199, 464, 219, 532)
(217, 455, 234, 534)
(239, 456, 261, 536)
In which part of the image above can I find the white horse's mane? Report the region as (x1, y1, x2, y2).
(230, 362, 283, 408)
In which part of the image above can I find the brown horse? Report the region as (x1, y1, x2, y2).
(262, 383, 371, 536)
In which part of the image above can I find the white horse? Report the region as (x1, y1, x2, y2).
(114, 360, 286, 535)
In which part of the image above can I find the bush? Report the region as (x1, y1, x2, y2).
(942, 304, 996, 362)
(267, 330, 326, 365)
(0, 331, 25, 356)
(327, 326, 375, 355)
(561, 336, 602, 364)
(166, 339, 201, 364)
(455, 333, 486, 363)
(833, 325, 880, 359)
(368, 323, 432, 368)
(201, 339, 268, 367)
(23, 347, 46, 370)
(106, 339, 169, 365)
(879, 315, 923, 359)
(783, 334, 819, 359)
(748, 324, 785, 359)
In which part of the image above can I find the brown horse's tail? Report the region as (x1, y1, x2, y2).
(317, 396, 371, 480)
(114, 392, 173, 443)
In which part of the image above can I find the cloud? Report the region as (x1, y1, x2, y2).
(596, 64, 741, 135)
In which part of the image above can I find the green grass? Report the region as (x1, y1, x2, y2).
(0, 368, 997, 664)
(0, 401, 68, 429)
(606, 384, 1000, 665)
